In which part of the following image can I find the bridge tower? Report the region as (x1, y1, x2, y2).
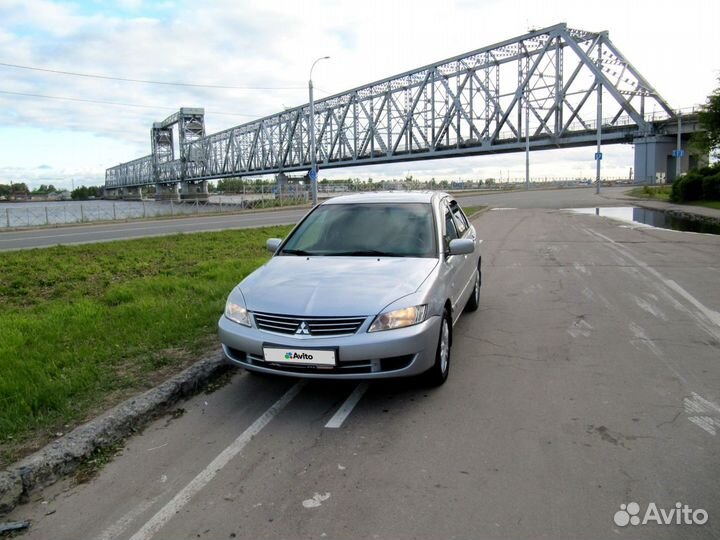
(151, 108, 206, 201)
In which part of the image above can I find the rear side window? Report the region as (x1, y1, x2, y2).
(444, 210, 459, 243)
(450, 201, 469, 235)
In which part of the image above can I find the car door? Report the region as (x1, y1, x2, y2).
(440, 199, 466, 321)
(448, 199, 477, 310)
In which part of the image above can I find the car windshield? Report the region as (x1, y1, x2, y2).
(279, 202, 437, 257)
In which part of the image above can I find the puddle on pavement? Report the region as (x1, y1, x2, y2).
(567, 207, 720, 235)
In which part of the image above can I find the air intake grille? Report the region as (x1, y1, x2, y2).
(253, 312, 366, 336)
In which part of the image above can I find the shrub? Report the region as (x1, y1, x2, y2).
(702, 173, 720, 200)
(682, 172, 704, 201)
(671, 172, 704, 202)
(670, 178, 682, 202)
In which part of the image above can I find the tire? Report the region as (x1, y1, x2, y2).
(465, 266, 481, 312)
(424, 309, 451, 386)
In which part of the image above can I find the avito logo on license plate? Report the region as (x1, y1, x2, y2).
(264, 347, 336, 366)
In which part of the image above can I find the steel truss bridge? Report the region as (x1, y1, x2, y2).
(106, 22, 698, 192)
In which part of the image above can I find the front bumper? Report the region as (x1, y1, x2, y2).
(218, 314, 441, 379)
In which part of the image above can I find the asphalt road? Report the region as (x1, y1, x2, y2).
(0, 187, 630, 251)
(9, 202, 720, 539)
(0, 208, 310, 251)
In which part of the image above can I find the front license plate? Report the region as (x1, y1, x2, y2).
(263, 347, 337, 367)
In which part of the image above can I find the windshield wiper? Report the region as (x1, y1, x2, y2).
(280, 249, 315, 256)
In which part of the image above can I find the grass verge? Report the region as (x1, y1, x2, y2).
(626, 186, 720, 211)
(0, 226, 292, 467)
(690, 200, 720, 210)
(463, 206, 488, 218)
(626, 185, 672, 201)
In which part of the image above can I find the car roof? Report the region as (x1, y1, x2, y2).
(321, 191, 449, 205)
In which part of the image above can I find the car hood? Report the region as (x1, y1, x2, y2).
(240, 256, 438, 316)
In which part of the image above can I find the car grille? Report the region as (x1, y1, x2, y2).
(252, 312, 366, 336)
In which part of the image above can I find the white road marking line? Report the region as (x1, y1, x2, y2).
(628, 321, 690, 387)
(684, 393, 720, 436)
(126, 381, 306, 540)
(95, 495, 163, 540)
(584, 228, 720, 342)
(632, 294, 668, 321)
(586, 223, 720, 436)
(325, 383, 370, 429)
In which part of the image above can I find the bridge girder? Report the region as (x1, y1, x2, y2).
(106, 22, 679, 188)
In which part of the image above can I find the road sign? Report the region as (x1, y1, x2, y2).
(594, 152, 603, 160)
(672, 149, 685, 158)
(308, 168, 317, 181)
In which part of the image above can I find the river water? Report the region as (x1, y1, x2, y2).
(0, 194, 304, 228)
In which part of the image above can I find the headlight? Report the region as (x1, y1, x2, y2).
(368, 305, 428, 332)
(225, 299, 251, 327)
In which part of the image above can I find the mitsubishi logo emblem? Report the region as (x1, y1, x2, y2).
(295, 321, 310, 335)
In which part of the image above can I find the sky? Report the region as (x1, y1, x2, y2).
(0, 0, 718, 189)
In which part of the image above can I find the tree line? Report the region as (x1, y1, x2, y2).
(0, 183, 103, 200)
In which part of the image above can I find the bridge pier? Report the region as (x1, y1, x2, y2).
(633, 135, 701, 184)
(104, 188, 120, 200)
(155, 183, 180, 202)
(180, 180, 209, 201)
(275, 172, 309, 200)
(276, 173, 289, 192)
(119, 186, 143, 201)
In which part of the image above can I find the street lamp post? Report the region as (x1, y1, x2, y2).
(309, 56, 330, 206)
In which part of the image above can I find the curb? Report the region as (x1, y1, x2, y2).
(0, 350, 231, 516)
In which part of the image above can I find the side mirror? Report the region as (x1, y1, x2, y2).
(447, 238, 474, 256)
(266, 238, 282, 253)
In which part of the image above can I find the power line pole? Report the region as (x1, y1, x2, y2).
(675, 114, 682, 181)
(595, 43, 603, 195)
(309, 56, 330, 206)
(525, 87, 530, 191)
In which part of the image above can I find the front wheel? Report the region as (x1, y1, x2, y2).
(424, 309, 451, 386)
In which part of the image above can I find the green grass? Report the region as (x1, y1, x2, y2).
(0, 226, 292, 466)
(626, 185, 672, 201)
(462, 206, 488, 218)
(626, 185, 720, 210)
(690, 200, 720, 210)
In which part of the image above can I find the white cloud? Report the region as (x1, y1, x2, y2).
(0, 0, 717, 187)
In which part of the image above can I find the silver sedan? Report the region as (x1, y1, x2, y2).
(218, 191, 481, 385)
